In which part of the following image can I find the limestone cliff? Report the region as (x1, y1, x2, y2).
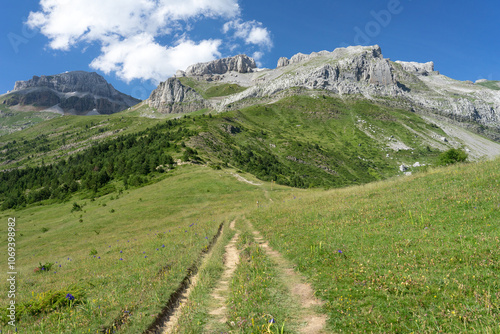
(182, 54, 256, 77)
(147, 78, 207, 113)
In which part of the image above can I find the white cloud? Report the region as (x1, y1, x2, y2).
(26, 0, 242, 82)
(223, 19, 272, 49)
(90, 35, 221, 83)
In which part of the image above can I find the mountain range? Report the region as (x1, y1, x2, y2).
(1, 45, 500, 175)
(147, 45, 500, 141)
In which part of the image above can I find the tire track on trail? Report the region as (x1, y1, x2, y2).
(206, 219, 240, 326)
(249, 222, 328, 334)
(144, 223, 224, 334)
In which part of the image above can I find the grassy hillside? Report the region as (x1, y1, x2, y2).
(178, 77, 247, 99)
(2, 157, 497, 333)
(476, 80, 500, 91)
(0, 165, 284, 333)
(0, 94, 463, 214)
(248, 158, 500, 333)
(0, 104, 61, 136)
(193, 94, 449, 187)
(0, 112, 161, 170)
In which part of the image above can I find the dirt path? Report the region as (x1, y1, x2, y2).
(207, 220, 240, 324)
(230, 172, 263, 186)
(249, 223, 327, 334)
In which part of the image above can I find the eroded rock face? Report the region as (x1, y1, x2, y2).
(277, 57, 290, 68)
(147, 78, 207, 113)
(184, 55, 256, 76)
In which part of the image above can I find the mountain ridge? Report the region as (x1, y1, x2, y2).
(147, 45, 500, 141)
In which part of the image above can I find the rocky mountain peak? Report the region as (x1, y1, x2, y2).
(14, 71, 120, 98)
(147, 77, 207, 114)
(277, 45, 383, 68)
(181, 54, 257, 77)
(5, 71, 140, 115)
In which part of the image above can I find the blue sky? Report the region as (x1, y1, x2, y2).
(1, 0, 499, 100)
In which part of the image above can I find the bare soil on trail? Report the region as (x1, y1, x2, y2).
(208, 220, 240, 324)
(250, 225, 328, 334)
(154, 219, 327, 334)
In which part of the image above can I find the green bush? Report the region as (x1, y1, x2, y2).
(438, 148, 467, 165)
(71, 202, 82, 212)
(1, 287, 85, 324)
(34, 262, 53, 273)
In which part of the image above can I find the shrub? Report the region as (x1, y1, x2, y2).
(71, 202, 82, 212)
(439, 148, 467, 165)
(34, 262, 53, 273)
(1, 287, 85, 324)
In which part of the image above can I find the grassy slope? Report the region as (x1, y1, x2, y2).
(249, 158, 500, 333)
(0, 113, 160, 169)
(2, 94, 451, 189)
(194, 95, 448, 187)
(178, 77, 247, 98)
(476, 81, 500, 91)
(0, 102, 61, 136)
(0, 166, 287, 333)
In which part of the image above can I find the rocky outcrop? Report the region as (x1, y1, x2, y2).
(147, 78, 207, 113)
(394, 61, 435, 76)
(5, 71, 140, 115)
(277, 57, 290, 68)
(220, 45, 396, 103)
(183, 55, 256, 77)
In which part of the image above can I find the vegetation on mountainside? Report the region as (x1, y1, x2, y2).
(178, 77, 247, 98)
(439, 148, 468, 165)
(0, 119, 194, 209)
(476, 80, 500, 91)
(0, 103, 61, 136)
(1, 94, 453, 210)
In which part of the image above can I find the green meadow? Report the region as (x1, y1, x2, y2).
(2, 157, 498, 333)
(0, 166, 285, 333)
(249, 158, 500, 333)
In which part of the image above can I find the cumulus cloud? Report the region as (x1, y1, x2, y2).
(26, 0, 253, 82)
(223, 19, 272, 49)
(90, 35, 221, 82)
